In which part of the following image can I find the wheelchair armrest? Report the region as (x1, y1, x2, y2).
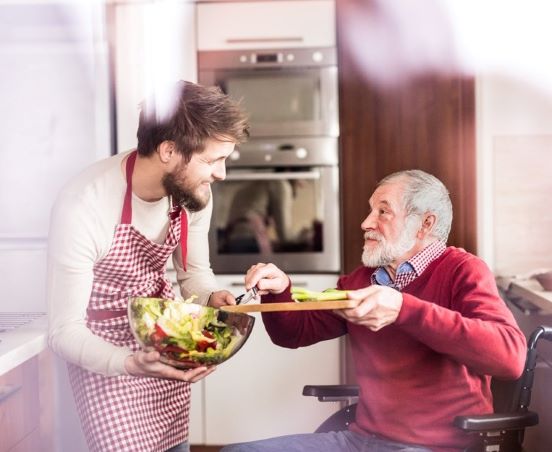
(303, 385, 360, 402)
(454, 411, 539, 432)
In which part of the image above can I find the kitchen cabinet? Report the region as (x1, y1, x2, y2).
(189, 274, 342, 446)
(0, 351, 54, 452)
(112, 0, 197, 153)
(197, 0, 335, 51)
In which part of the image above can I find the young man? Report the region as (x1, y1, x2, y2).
(47, 81, 249, 452)
(225, 170, 526, 452)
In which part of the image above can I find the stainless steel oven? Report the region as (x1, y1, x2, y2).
(198, 47, 338, 138)
(209, 137, 340, 273)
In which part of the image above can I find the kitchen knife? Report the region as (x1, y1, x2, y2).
(235, 286, 258, 305)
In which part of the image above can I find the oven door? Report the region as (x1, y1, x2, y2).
(210, 166, 340, 273)
(200, 66, 339, 138)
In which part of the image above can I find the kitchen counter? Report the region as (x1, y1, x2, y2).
(0, 313, 48, 376)
(497, 276, 552, 315)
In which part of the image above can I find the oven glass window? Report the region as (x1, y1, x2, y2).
(213, 170, 324, 255)
(225, 73, 321, 124)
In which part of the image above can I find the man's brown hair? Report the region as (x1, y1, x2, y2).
(136, 80, 249, 159)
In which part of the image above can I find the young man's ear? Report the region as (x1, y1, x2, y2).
(157, 141, 175, 164)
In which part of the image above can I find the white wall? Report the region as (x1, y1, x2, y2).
(476, 75, 552, 275)
(0, 3, 111, 311)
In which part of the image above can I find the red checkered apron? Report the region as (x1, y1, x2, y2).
(68, 151, 190, 452)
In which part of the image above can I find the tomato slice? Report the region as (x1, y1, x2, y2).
(197, 341, 217, 352)
(155, 323, 169, 338)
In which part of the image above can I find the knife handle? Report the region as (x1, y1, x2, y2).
(0, 384, 21, 404)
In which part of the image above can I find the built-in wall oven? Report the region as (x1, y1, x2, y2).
(209, 137, 340, 273)
(198, 47, 339, 138)
(199, 46, 340, 273)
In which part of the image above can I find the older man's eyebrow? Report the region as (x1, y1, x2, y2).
(378, 200, 394, 209)
(368, 199, 395, 213)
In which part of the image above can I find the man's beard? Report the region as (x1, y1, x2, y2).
(162, 170, 209, 213)
(362, 216, 420, 267)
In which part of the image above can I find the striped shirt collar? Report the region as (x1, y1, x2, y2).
(371, 240, 447, 291)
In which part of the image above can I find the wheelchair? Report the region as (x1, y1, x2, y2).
(303, 326, 552, 452)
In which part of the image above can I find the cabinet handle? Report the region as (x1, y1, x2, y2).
(226, 37, 303, 44)
(0, 384, 21, 404)
(225, 171, 320, 181)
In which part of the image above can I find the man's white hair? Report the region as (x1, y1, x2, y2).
(377, 169, 453, 242)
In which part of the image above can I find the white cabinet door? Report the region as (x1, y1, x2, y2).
(114, 1, 197, 153)
(189, 381, 205, 444)
(197, 0, 335, 50)
(202, 274, 341, 445)
(0, 2, 110, 313)
(0, 9, 110, 239)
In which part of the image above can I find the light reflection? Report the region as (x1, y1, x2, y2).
(340, 0, 552, 96)
(141, 0, 192, 123)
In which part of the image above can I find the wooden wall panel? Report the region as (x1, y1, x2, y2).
(336, 5, 476, 273)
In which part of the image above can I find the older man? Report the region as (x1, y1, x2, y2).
(223, 170, 526, 452)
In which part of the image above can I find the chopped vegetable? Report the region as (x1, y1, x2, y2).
(291, 287, 349, 302)
(130, 296, 241, 365)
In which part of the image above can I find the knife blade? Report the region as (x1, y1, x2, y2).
(235, 287, 258, 305)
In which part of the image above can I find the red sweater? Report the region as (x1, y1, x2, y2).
(262, 247, 526, 451)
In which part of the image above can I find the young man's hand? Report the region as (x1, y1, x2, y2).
(208, 290, 236, 307)
(124, 349, 216, 382)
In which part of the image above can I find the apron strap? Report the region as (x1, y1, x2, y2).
(180, 208, 188, 271)
(87, 308, 127, 321)
(121, 150, 188, 269)
(121, 151, 137, 224)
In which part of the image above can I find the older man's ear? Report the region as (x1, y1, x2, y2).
(418, 213, 436, 238)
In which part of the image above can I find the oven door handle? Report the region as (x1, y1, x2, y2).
(225, 171, 320, 181)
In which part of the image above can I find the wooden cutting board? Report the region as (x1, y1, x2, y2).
(220, 299, 359, 313)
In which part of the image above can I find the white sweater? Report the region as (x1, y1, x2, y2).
(47, 151, 219, 376)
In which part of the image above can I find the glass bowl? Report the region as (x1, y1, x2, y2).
(128, 297, 255, 369)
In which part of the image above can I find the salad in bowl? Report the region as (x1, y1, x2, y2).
(128, 296, 255, 369)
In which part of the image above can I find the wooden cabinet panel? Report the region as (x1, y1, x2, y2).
(9, 429, 41, 452)
(0, 357, 40, 452)
(37, 351, 55, 451)
(336, 4, 476, 273)
(0, 352, 55, 452)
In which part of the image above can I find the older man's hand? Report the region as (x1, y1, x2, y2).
(244, 262, 289, 296)
(334, 285, 403, 331)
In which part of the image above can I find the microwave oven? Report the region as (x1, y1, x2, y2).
(198, 47, 339, 138)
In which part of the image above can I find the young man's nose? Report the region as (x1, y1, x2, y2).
(212, 161, 226, 181)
